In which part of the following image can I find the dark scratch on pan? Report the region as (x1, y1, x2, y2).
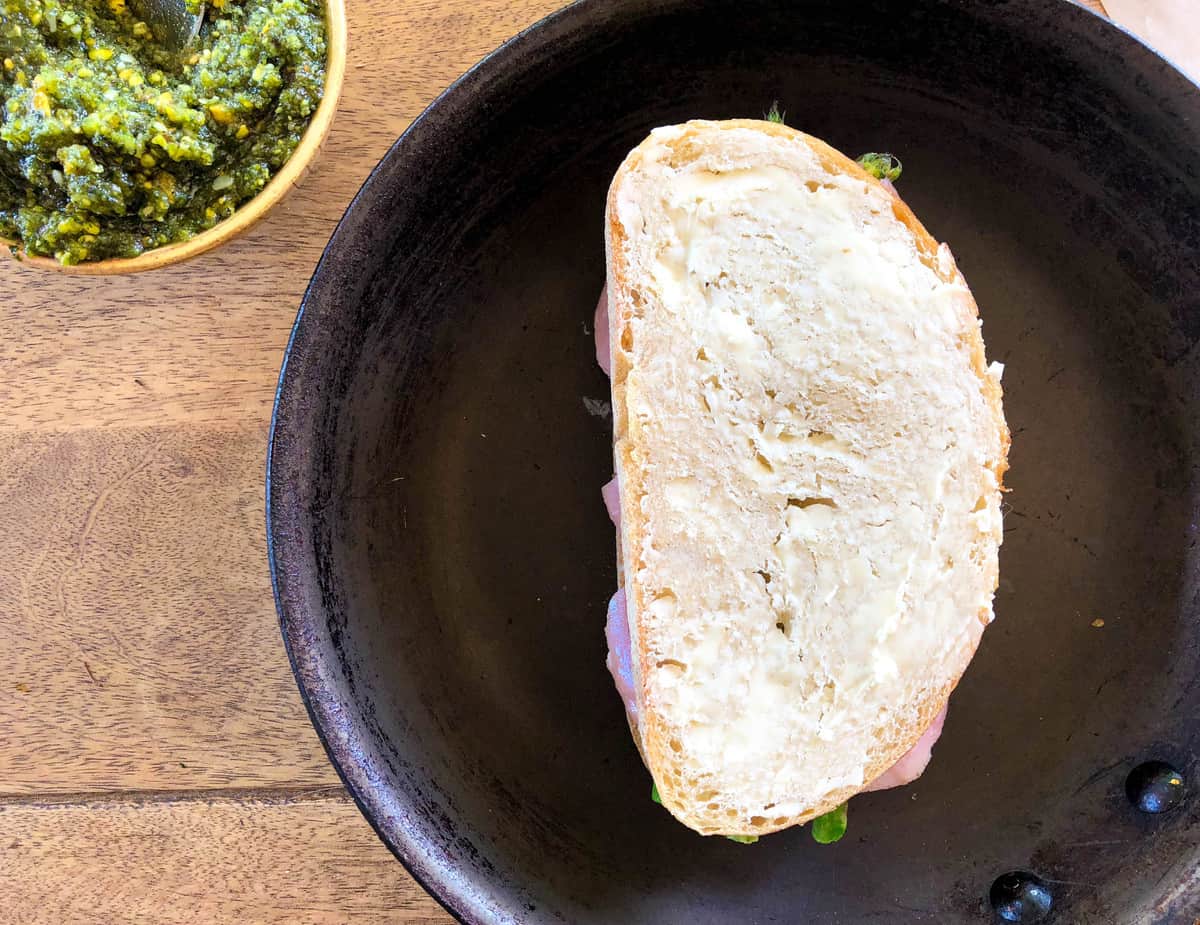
(1073, 756, 1128, 796)
(1095, 668, 1127, 698)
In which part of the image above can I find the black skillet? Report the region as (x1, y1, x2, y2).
(267, 1, 1200, 921)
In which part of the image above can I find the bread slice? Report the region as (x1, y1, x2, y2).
(604, 119, 1009, 837)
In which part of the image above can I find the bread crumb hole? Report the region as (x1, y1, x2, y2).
(750, 816, 767, 826)
(755, 453, 774, 473)
(670, 738, 683, 753)
(620, 327, 633, 352)
(725, 808, 738, 818)
(972, 495, 988, 512)
(657, 658, 687, 671)
(787, 497, 837, 510)
(696, 346, 710, 361)
(755, 569, 772, 585)
(805, 180, 820, 192)
(807, 431, 838, 446)
(764, 388, 777, 399)
(699, 393, 711, 413)
(772, 816, 788, 826)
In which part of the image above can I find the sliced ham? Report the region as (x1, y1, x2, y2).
(595, 287, 612, 376)
(604, 589, 638, 727)
(601, 477, 620, 533)
(863, 704, 947, 791)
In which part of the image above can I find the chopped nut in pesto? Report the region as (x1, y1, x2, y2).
(0, 0, 326, 264)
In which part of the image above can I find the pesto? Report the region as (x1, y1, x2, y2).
(0, 0, 325, 264)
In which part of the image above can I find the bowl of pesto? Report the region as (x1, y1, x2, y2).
(0, 0, 345, 270)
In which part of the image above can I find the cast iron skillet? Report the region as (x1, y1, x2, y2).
(267, 1, 1200, 921)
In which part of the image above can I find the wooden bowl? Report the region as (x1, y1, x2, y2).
(1, 0, 346, 274)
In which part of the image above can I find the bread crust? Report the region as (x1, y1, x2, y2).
(605, 119, 1009, 836)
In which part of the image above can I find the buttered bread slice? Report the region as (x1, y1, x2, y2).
(603, 119, 1009, 837)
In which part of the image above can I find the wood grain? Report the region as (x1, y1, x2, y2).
(0, 789, 451, 924)
(0, 425, 339, 794)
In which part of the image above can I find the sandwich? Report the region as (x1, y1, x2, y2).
(595, 119, 1009, 841)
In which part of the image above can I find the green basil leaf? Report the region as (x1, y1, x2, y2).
(855, 152, 903, 182)
(811, 802, 848, 844)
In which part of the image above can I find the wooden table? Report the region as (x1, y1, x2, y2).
(0, 1, 1111, 922)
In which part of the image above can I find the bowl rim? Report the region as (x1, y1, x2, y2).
(0, 0, 347, 275)
(265, 1, 1200, 923)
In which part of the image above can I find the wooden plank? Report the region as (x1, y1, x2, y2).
(0, 0, 566, 432)
(0, 788, 453, 925)
(0, 425, 340, 794)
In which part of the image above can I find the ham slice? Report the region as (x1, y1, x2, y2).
(596, 286, 946, 793)
(595, 287, 612, 377)
(604, 589, 638, 727)
(601, 477, 620, 533)
(863, 704, 947, 791)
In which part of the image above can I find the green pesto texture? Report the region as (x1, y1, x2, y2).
(0, 0, 325, 264)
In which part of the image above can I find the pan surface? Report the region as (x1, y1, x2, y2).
(267, 1, 1200, 921)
